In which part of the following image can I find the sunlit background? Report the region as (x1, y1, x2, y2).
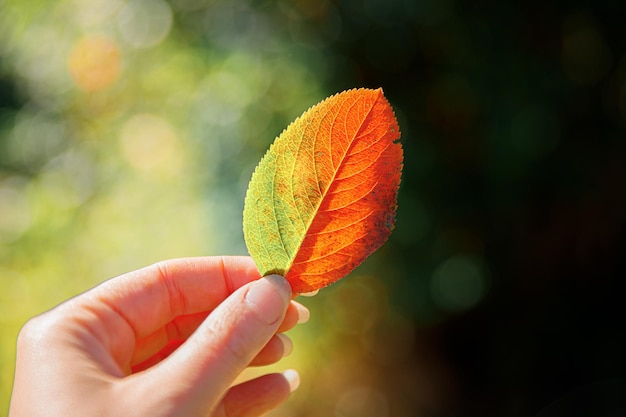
(1, 0, 626, 416)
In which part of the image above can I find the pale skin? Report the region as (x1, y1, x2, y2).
(9, 256, 310, 417)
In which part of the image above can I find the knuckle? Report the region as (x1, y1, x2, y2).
(155, 261, 187, 317)
(17, 312, 59, 348)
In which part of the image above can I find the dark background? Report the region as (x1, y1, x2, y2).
(316, 0, 626, 415)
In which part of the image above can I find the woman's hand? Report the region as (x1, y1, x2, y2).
(9, 256, 309, 417)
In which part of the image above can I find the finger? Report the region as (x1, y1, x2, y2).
(249, 334, 292, 367)
(144, 275, 292, 413)
(277, 300, 308, 333)
(131, 301, 306, 367)
(130, 312, 208, 366)
(87, 256, 260, 339)
(72, 256, 261, 369)
(216, 371, 299, 417)
(133, 331, 292, 372)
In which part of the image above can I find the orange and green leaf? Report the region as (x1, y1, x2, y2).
(243, 88, 403, 294)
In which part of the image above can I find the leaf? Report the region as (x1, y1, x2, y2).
(243, 88, 403, 294)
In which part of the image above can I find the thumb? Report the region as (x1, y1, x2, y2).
(138, 275, 291, 413)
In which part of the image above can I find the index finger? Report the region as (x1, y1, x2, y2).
(84, 256, 261, 340)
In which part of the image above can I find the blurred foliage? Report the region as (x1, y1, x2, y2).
(1, 0, 626, 416)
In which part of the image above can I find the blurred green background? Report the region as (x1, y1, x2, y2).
(1, 0, 625, 416)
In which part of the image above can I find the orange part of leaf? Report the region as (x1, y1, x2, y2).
(243, 88, 403, 294)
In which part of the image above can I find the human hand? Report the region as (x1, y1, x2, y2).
(9, 256, 309, 417)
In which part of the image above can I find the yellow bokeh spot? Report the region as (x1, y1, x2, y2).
(119, 113, 184, 178)
(68, 36, 121, 92)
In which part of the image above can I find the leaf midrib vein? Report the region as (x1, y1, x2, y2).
(285, 90, 382, 274)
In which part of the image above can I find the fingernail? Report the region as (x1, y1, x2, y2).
(276, 333, 293, 357)
(294, 302, 310, 324)
(300, 289, 319, 297)
(282, 369, 300, 392)
(245, 275, 292, 325)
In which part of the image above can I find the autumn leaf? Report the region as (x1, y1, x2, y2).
(243, 88, 403, 294)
